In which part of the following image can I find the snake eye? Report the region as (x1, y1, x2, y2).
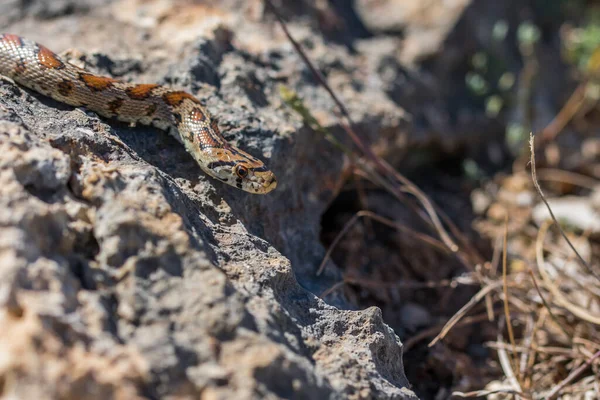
(235, 165, 249, 179)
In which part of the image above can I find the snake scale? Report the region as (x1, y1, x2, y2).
(0, 34, 277, 194)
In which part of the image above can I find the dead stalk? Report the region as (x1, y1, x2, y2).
(529, 133, 599, 281)
(502, 214, 520, 383)
(265, 0, 460, 253)
(547, 350, 600, 400)
(317, 210, 448, 275)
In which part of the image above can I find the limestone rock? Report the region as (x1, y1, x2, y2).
(0, 0, 417, 398)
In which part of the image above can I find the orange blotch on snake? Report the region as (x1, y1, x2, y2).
(37, 45, 65, 69)
(126, 84, 159, 100)
(1, 34, 23, 48)
(80, 73, 117, 92)
(162, 91, 199, 107)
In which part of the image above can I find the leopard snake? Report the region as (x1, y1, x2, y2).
(0, 34, 277, 194)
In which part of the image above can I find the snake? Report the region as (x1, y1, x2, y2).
(0, 34, 277, 194)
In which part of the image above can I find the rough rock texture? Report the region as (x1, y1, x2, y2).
(0, 74, 415, 399)
(0, 0, 426, 399)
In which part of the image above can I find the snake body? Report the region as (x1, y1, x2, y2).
(0, 34, 276, 194)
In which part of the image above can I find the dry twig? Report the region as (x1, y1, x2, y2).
(316, 210, 449, 276)
(429, 281, 503, 346)
(265, 0, 462, 254)
(547, 350, 600, 400)
(502, 214, 519, 379)
(529, 133, 599, 281)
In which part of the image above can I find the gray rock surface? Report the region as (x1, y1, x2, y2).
(0, 0, 420, 399)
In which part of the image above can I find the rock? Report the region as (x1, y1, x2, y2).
(353, 0, 470, 33)
(0, 1, 418, 398)
(0, 0, 113, 27)
(353, 0, 472, 62)
(0, 82, 416, 398)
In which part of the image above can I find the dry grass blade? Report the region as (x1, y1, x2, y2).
(429, 281, 503, 346)
(452, 388, 531, 398)
(316, 210, 449, 276)
(496, 318, 524, 396)
(538, 82, 587, 146)
(280, 85, 466, 263)
(265, 0, 460, 254)
(535, 220, 600, 325)
(353, 163, 469, 264)
(404, 312, 497, 351)
(264, 0, 354, 130)
(527, 269, 573, 337)
(535, 168, 599, 190)
(280, 85, 457, 251)
(343, 275, 478, 290)
(319, 280, 346, 299)
(502, 214, 519, 379)
(319, 274, 479, 300)
(487, 342, 575, 356)
(267, 5, 600, 399)
(279, 85, 355, 156)
(529, 133, 600, 281)
(522, 312, 542, 389)
(320, 274, 479, 301)
(547, 350, 600, 400)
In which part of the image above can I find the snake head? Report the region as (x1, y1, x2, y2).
(205, 148, 277, 194)
(232, 163, 277, 194)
